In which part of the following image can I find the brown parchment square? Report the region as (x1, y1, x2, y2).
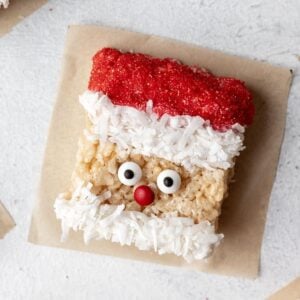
(28, 25, 292, 278)
(0, 0, 47, 37)
(0, 201, 15, 239)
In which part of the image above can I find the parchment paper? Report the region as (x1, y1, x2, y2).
(0, 201, 15, 239)
(268, 277, 300, 300)
(0, 0, 47, 37)
(28, 25, 292, 278)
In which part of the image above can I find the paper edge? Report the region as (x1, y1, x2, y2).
(68, 24, 295, 74)
(267, 277, 300, 300)
(0, 0, 48, 37)
(0, 202, 15, 239)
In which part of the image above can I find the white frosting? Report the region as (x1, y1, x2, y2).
(54, 182, 223, 262)
(0, 0, 9, 8)
(80, 91, 245, 171)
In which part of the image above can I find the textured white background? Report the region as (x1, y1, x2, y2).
(0, 0, 299, 299)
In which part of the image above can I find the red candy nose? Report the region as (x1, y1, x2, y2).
(134, 185, 155, 206)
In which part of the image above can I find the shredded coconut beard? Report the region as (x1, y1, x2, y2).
(0, 0, 9, 8)
(80, 91, 245, 171)
(54, 182, 223, 262)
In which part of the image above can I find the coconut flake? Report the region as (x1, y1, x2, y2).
(80, 91, 245, 171)
(54, 182, 223, 262)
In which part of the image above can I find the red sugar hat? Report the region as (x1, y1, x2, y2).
(88, 48, 255, 131)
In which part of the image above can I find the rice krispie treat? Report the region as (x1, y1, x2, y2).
(54, 48, 255, 262)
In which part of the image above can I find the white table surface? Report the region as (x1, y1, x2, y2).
(0, 1, 299, 299)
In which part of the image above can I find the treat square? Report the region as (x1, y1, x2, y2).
(70, 133, 231, 226)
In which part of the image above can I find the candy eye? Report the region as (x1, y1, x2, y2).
(157, 169, 181, 194)
(118, 161, 142, 186)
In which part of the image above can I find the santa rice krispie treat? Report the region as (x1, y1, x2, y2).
(54, 48, 255, 262)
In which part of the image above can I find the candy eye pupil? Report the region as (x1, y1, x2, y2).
(157, 169, 181, 194)
(124, 169, 134, 179)
(118, 162, 142, 186)
(163, 177, 173, 187)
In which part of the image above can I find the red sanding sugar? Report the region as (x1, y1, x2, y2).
(88, 48, 255, 131)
